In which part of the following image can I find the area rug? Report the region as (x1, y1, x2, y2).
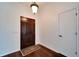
(20, 45, 41, 56)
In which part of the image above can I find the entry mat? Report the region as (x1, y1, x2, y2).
(20, 45, 41, 56)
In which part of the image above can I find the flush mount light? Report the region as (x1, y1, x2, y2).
(30, 2, 39, 15)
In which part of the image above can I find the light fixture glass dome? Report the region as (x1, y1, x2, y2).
(30, 2, 39, 14)
(31, 5, 38, 14)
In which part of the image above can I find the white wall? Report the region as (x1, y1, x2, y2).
(39, 2, 79, 57)
(1, 2, 79, 57)
(0, 2, 40, 56)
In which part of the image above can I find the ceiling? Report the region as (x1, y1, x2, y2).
(18, 2, 48, 9)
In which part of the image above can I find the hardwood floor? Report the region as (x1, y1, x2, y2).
(3, 44, 66, 57)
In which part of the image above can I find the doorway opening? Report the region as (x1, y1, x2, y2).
(20, 16, 35, 50)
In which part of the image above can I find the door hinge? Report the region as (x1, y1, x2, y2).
(75, 13, 78, 16)
(75, 51, 77, 55)
(75, 32, 77, 35)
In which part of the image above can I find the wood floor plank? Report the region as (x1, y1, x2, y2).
(3, 44, 66, 57)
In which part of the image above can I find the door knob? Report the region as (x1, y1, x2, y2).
(59, 35, 62, 37)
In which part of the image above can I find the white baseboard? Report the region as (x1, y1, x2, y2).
(40, 43, 62, 53)
(1, 49, 20, 57)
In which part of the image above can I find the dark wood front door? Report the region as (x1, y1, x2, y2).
(20, 16, 35, 50)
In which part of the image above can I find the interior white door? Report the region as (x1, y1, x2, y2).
(58, 8, 77, 57)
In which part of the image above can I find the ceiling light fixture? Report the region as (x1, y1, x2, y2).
(30, 2, 39, 15)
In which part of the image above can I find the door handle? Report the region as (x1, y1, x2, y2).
(59, 35, 62, 37)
